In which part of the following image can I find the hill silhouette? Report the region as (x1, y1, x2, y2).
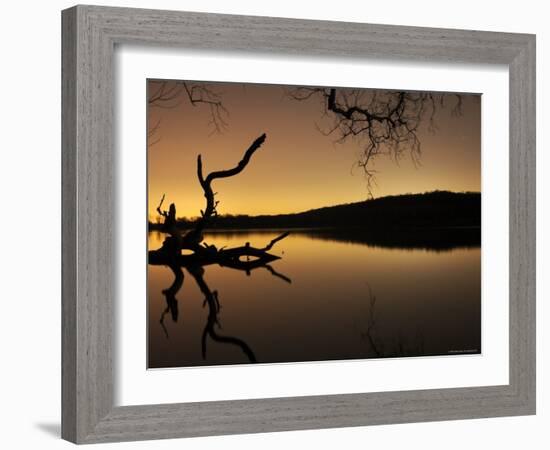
(149, 191, 481, 232)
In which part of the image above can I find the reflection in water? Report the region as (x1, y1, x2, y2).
(148, 229, 481, 368)
(361, 285, 425, 358)
(159, 264, 182, 338)
(153, 246, 293, 364)
(187, 265, 257, 363)
(300, 227, 480, 252)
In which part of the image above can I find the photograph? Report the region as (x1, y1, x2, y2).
(146, 79, 482, 369)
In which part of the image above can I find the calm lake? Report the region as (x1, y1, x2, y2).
(148, 229, 481, 368)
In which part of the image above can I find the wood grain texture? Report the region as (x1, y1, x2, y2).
(61, 4, 536, 444)
(61, 7, 77, 443)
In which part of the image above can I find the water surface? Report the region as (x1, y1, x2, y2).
(148, 229, 481, 368)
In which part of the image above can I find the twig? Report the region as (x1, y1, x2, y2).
(156, 194, 166, 217)
(260, 231, 290, 252)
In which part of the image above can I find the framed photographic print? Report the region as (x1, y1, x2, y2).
(62, 5, 536, 444)
(146, 79, 482, 369)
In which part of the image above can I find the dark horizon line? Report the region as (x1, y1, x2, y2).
(150, 189, 481, 223)
(149, 190, 482, 251)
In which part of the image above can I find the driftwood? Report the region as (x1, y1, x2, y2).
(149, 133, 289, 271)
(149, 134, 291, 363)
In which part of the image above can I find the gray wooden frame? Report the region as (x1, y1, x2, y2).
(61, 4, 536, 444)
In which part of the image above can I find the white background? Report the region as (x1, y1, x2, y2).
(117, 48, 509, 405)
(0, 0, 546, 449)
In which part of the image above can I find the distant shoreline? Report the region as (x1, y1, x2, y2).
(149, 224, 481, 252)
(149, 191, 481, 232)
(149, 225, 482, 233)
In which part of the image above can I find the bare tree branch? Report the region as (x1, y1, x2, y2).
(149, 134, 290, 292)
(188, 133, 267, 245)
(147, 118, 162, 147)
(156, 193, 167, 218)
(287, 87, 462, 195)
(147, 80, 230, 144)
(260, 231, 290, 252)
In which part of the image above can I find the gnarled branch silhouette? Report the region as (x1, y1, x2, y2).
(190, 133, 267, 243)
(147, 81, 229, 145)
(149, 133, 289, 276)
(149, 133, 290, 361)
(287, 87, 462, 194)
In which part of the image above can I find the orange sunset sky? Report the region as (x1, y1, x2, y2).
(147, 80, 480, 221)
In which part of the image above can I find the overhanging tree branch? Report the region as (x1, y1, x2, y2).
(147, 81, 229, 144)
(287, 87, 462, 195)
